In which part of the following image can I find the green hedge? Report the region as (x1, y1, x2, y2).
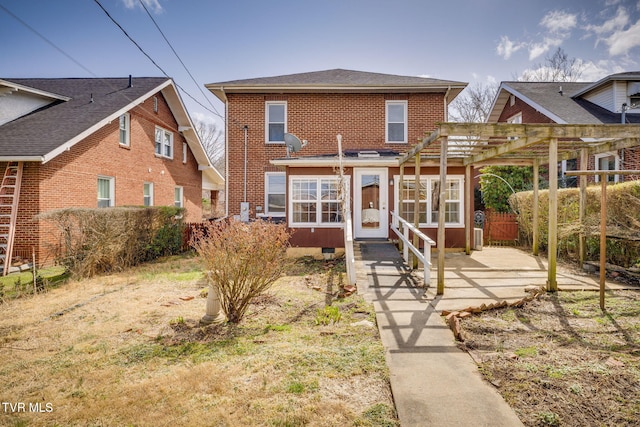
(39, 206, 185, 278)
(511, 180, 640, 267)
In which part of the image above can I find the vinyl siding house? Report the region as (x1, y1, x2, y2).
(487, 71, 640, 185)
(206, 69, 469, 256)
(0, 77, 224, 272)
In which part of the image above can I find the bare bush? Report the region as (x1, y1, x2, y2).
(39, 206, 184, 278)
(191, 219, 291, 323)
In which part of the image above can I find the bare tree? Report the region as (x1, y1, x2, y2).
(518, 47, 584, 82)
(194, 119, 225, 174)
(449, 82, 498, 123)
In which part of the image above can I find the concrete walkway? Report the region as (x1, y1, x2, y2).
(354, 242, 629, 427)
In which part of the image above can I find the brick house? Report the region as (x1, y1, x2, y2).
(487, 71, 640, 185)
(206, 69, 468, 255)
(0, 77, 224, 270)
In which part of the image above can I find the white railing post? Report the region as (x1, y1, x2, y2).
(390, 211, 435, 288)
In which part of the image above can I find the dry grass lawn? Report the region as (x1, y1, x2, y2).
(0, 255, 397, 427)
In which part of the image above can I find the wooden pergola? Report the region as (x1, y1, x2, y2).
(397, 123, 640, 309)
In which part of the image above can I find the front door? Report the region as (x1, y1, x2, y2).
(354, 168, 388, 239)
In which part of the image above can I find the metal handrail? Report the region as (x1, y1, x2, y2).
(390, 211, 434, 285)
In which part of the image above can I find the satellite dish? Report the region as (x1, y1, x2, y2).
(284, 133, 308, 157)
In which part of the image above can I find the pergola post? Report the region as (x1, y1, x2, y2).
(547, 138, 558, 291)
(437, 137, 448, 295)
(398, 163, 405, 253)
(465, 164, 472, 255)
(579, 149, 588, 266)
(599, 173, 607, 310)
(532, 158, 540, 256)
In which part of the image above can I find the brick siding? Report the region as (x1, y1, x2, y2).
(226, 92, 445, 218)
(6, 91, 203, 265)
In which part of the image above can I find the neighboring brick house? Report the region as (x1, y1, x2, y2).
(487, 72, 640, 185)
(206, 69, 468, 254)
(0, 77, 224, 269)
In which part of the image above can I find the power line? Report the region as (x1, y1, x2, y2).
(93, 0, 223, 120)
(0, 2, 205, 136)
(138, 0, 223, 119)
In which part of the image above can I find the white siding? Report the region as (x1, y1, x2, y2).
(582, 82, 615, 112)
(613, 81, 628, 113)
(0, 90, 54, 126)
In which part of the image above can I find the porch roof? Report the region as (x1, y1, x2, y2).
(270, 149, 401, 168)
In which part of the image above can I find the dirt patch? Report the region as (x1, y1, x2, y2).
(458, 290, 640, 426)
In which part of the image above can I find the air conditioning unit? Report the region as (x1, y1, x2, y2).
(474, 228, 483, 251)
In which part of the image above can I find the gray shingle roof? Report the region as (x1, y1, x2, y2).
(206, 68, 467, 102)
(209, 68, 465, 87)
(489, 79, 640, 124)
(0, 77, 169, 159)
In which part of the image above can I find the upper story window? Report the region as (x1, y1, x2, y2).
(265, 172, 286, 217)
(97, 176, 115, 208)
(266, 101, 287, 143)
(119, 113, 130, 146)
(155, 127, 173, 159)
(386, 101, 407, 144)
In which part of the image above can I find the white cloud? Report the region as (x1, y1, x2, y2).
(585, 6, 629, 35)
(496, 35, 525, 59)
(604, 18, 640, 55)
(541, 10, 577, 33)
(528, 37, 563, 60)
(121, 0, 163, 13)
(585, 6, 640, 56)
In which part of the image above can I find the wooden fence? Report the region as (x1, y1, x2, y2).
(484, 211, 519, 245)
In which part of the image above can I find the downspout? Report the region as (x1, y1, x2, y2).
(243, 125, 249, 203)
(224, 98, 230, 218)
(443, 86, 451, 122)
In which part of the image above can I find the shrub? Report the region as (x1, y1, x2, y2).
(512, 180, 640, 267)
(39, 206, 184, 277)
(191, 219, 290, 323)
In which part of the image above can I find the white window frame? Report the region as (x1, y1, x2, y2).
(289, 175, 349, 228)
(155, 126, 173, 159)
(143, 182, 154, 207)
(265, 101, 287, 144)
(393, 175, 464, 228)
(174, 186, 183, 208)
(264, 172, 286, 217)
(386, 100, 408, 144)
(507, 113, 522, 140)
(119, 113, 130, 147)
(595, 151, 620, 183)
(97, 176, 115, 208)
(182, 142, 187, 164)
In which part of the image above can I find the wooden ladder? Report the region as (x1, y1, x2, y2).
(0, 162, 23, 276)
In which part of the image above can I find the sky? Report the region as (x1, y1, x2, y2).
(2, 0, 640, 129)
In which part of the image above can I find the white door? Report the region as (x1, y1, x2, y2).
(354, 168, 388, 239)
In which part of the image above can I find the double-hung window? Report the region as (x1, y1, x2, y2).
(386, 101, 407, 143)
(174, 187, 183, 208)
(143, 182, 154, 207)
(595, 152, 620, 183)
(289, 176, 345, 226)
(97, 176, 114, 208)
(395, 175, 463, 227)
(119, 113, 130, 146)
(155, 127, 173, 158)
(265, 172, 286, 217)
(266, 101, 286, 143)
